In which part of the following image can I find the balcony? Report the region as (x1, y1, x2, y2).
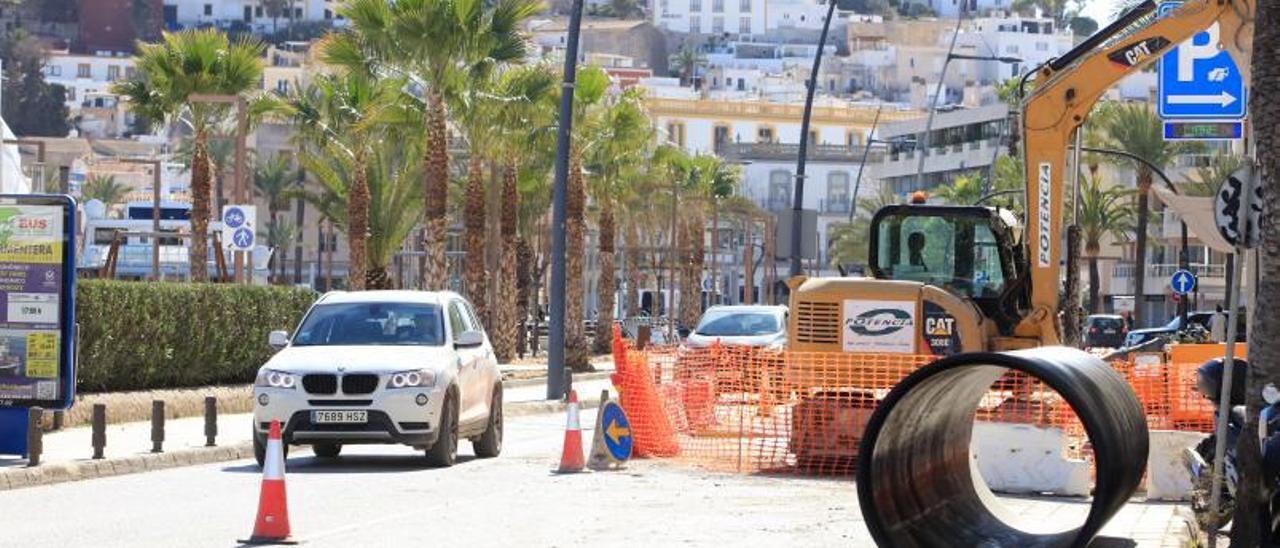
(877, 138, 1000, 179)
(722, 142, 884, 163)
(1109, 262, 1227, 296)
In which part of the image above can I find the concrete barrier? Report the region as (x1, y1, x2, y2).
(971, 421, 1091, 497)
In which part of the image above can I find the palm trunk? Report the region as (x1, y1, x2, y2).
(681, 215, 703, 329)
(1087, 252, 1101, 314)
(515, 237, 533, 358)
(1132, 171, 1151, 328)
(464, 154, 487, 326)
(421, 91, 450, 291)
(492, 162, 519, 363)
(366, 265, 391, 289)
(1231, 15, 1280, 544)
(593, 200, 616, 354)
(189, 132, 211, 282)
(347, 152, 369, 291)
(565, 150, 591, 371)
(624, 219, 640, 317)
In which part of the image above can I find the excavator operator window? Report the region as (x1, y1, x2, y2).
(872, 208, 1007, 300)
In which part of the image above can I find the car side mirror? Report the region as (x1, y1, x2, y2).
(268, 330, 290, 350)
(455, 330, 484, 348)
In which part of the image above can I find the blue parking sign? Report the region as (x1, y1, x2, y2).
(1157, 2, 1246, 120)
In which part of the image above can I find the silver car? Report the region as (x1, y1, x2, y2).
(685, 305, 788, 349)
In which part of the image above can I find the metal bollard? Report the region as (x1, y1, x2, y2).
(26, 407, 43, 467)
(51, 410, 64, 431)
(91, 404, 106, 459)
(150, 400, 165, 453)
(203, 396, 217, 447)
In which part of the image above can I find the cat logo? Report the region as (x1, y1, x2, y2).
(1107, 37, 1172, 68)
(926, 317, 955, 337)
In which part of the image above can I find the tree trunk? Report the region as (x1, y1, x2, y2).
(464, 154, 487, 326)
(421, 91, 450, 291)
(594, 200, 616, 354)
(347, 152, 369, 291)
(189, 132, 211, 282)
(624, 219, 640, 317)
(366, 266, 392, 289)
(1232, 11, 1280, 543)
(1132, 171, 1151, 328)
(492, 162, 519, 363)
(1087, 252, 1101, 314)
(1061, 224, 1082, 347)
(682, 214, 704, 329)
(565, 150, 591, 371)
(515, 237, 533, 358)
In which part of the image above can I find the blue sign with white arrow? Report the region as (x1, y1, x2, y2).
(1170, 269, 1197, 295)
(1157, 2, 1246, 120)
(599, 401, 632, 462)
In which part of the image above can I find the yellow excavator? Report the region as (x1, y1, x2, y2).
(783, 0, 1255, 465)
(788, 0, 1254, 355)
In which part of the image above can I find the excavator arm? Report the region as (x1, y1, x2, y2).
(1017, 0, 1254, 343)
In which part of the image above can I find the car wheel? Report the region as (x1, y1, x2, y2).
(473, 386, 503, 458)
(425, 390, 458, 468)
(313, 442, 342, 459)
(252, 427, 289, 468)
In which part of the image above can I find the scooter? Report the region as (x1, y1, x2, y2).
(1183, 357, 1280, 535)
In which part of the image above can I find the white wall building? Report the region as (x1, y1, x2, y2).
(961, 14, 1073, 82)
(42, 52, 135, 112)
(164, 0, 348, 32)
(915, 0, 1014, 18)
(652, 0, 830, 35)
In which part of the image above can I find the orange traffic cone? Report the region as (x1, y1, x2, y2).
(240, 420, 296, 545)
(556, 390, 585, 473)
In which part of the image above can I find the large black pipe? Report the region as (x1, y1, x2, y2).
(856, 347, 1148, 547)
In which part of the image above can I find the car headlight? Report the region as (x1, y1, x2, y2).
(388, 369, 436, 389)
(255, 369, 298, 389)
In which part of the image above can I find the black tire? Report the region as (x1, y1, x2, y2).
(313, 442, 342, 459)
(425, 390, 458, 468)
(473, 386, 503, 458)
(252, 428, 289, 468)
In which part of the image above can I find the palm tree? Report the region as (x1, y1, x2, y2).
(828, 186, 899, 268)
(81, 174, 130, 205)
(261, 220, 296, 283)
(934, 172, 986, 205)
(285, 72, 410, 290)
(1077, 174, 1135, 313)
(585, 88, 653, 353)
(302, 143, 425, 289)
(253, 156, 301, 283)
(326, 0, 541, 291)
(669, 45, 705, 89)
(112, 29, 265, 281)
(1095, 102, 1197, 327)
(1182, 152, 1244, 197)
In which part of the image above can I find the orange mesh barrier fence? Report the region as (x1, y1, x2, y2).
(1108, 349, 1236, 434)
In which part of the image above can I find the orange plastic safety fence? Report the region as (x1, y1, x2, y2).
(1108, 356, 1215, 433)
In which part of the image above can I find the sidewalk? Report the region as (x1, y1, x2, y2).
(0, 377, 613, 491)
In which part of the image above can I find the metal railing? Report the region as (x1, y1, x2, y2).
(1112, 263, 1227, 280)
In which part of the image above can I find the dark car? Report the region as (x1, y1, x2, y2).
(1123, 311, 1245, 347)
(1084, 314, 1127, 349)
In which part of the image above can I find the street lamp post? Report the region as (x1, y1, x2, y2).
(789, 0, 837, 277)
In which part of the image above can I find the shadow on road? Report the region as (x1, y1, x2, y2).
(221, 454, 478, 474)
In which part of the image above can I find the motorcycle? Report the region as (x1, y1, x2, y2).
(1183, 357, 1280, 535)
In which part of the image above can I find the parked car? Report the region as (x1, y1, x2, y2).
(1083, 314, 1127, 349)
(1123, 310, 1246, 348)
(685, 305, 789, 349)
(252, 290, 503, 468)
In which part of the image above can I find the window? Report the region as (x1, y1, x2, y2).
(1035, 42, 1049, 52)
(826, 172, 850, 213)
(1006, 45, 1019, 54)
(873, 212, 1007, 299)
(291, 303, 446, 347)
(324, 8, 332, 19)
(462, 301, 484, 333)
(740, 16, 751, 34)
(768, 171, 791, 211)
(276, 79, 289, 94)
(204, 3, 212, 16)
(254, 5, 263, 17)
(77, 64, 90, 78)
(712, 16, 723, 33)
(689, 0, 700, 11)
(713, 124, 731, 154)
(740, 0, 751, 11)
(808, 129, 818, 145)
(295, 7, 302, 18)
(447, 301, 468, 337)
(689, 15, 700, 31)
(757, 126, 774, 143)
(125, 67, 135, 79)
(107, 65, 120, 81)
(66, 87, 75, 101)
(666, 122, 686, 147)
(244, 5, 253, 21)
(319, 231, 338, 252)
(94, 228, 123, 245)
(846, 130, 860, 149)
(713, 0, 723, 12)
(736, 77, 745, 91)
(47, 65, 61, 77)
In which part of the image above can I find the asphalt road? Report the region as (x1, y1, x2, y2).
(0, 410, 862, 548)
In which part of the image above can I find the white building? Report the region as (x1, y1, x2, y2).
(960, 14, 1074, 82)
(913, 0, 1015, 18)
(42, 52, 135, 112)
(652, 0, 831, 35)
(164, 0, 349, 32)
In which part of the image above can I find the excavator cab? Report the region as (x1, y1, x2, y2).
(868, 204, 1027, 333)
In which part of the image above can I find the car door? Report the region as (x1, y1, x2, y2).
(459, 300, 495, 425)
(448, 300, 485, 427)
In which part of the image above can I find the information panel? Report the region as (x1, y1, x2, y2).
(0, 196, 76, 409)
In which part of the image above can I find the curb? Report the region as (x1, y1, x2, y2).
(0, 397, 603, 492)
(503, 371, 614, 388)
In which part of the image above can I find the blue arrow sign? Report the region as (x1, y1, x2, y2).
(600, 401, 632, 462)
(224, 207, 246, 229)
(1170, 269, 1197, 295)
(1157, 2, 1246, 120)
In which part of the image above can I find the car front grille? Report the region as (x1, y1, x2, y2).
(342, 374, 380, 395)
(303, 374, 337, 395)
(308, 399, 374, 407)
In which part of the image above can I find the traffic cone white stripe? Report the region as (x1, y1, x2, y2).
(566, 404, 580, 430)
(263, 438, 284, 481)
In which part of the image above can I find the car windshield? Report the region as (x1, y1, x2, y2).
(292, 303, 445, 346)
(695, 312, 781, 337)
(1090, 317, 1123, 330)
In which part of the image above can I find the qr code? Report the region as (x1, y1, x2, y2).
(35, 381, 55, 400)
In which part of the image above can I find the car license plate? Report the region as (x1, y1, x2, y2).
(312, 410, 367, 424)
(1104, 329, 1116, 334)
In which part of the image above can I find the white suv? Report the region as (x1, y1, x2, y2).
(252, 290, 503, 467)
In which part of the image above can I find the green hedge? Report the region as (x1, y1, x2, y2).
(76, 280, 317, 392)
